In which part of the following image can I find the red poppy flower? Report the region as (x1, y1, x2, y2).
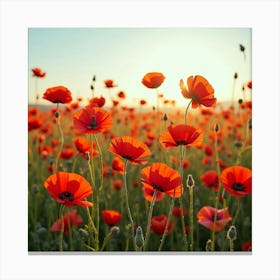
(200, 170, 219, 191)
(142, 72, 165, 89)
(151, 215, 174, 235)
(28, 116, 43, 131)
(43, 86, 72, 104)
(117, 91, 126, 99)
(101, 210, 122, 226)
(179, 75, 216, 108)
(73, 107, 113, 134)
(104, 79, 117, 88)
(242, 240, 252, 251)
(197, 206, 232, 232)
(140, 162, 183, 197)
(32, 67, 46, 78)
(247, 81, 252, 89)
(72, 137, 90, 153)
(204, 145, 214, 156)
(87, 96, 106, 108)
(60, 148, 75, 160)
(142, 185, 165, 202)
(159, 124, 203, 149)
(44, 172, 93, 207)
(112, 157, 125, 174)
(112, 179, 123, 190)
(50, 209, 83, 235)
(221, 166, 252, 197)
(108, 136, 151, 164)
(140, 99, 147, 105)
(172, 206, 187, 217)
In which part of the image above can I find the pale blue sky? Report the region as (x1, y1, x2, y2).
(28, 28, 251, 106)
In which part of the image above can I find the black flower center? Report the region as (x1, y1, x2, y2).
(87, 115, 99, 129)
(232, 182, 245, 191)
(176, 140, 188, 145)
(59, 191, 74, 202)
(152, 184, 164, 192)
(123, 155, 133, 160)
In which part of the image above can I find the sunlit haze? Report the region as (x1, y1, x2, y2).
(28, 28, 251, 108)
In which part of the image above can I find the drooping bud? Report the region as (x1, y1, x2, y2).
(205, 239, 212, 251)
(135, 226, 144, 249)
(110, 226, 120, 236)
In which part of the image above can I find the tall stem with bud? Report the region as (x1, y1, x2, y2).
(187, 174, 195, 251)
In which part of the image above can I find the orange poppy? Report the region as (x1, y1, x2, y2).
(43, 86, 72, 104)
(32, 67, 46, 78)
(87, 96, 106, 108)
(221, 166, 252, 197)
(44, 172, 93, 207)
(197, 206, 232, 232)
(140, 162, 182, 197)
(151, 215, 174, 235)
(179, 75, 216, 108)
(159, 124, 203, 149)
(142, 185, 165, 202)
(108, 136, 151, 164)
(73, 107, 113, 134)
(111, 157, 125, 174)
(50, 209, 83, 235)
(200, 170, 219, 191)
(101, 210, 122, 226)
(142, 72, 165, 89)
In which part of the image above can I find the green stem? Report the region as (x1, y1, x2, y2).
(54, 104, 64, 173)
(143, 190, 157, 251)
(184, 100, 192, 125)
(179, 145, 188, 251)
(189, 186, 194, 251)
(232, 198, 240, 225)
(229, 239, 234, 252)
(100, 231, 112, 251)
(59, 205, 65, 252)
(159, 194, 175, 251)
(123, 160, 137, 250)
(66, 211, 73, 251)
(211, 129, 223, 251)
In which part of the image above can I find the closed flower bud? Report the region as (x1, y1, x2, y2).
(85, 151, 90, 161)
(187, 174, 194, 188)
(214, 123, 219, 132)
(163, 113, 168, 121)
(54, 111, 60, 118)
(227, 225, 237, 240)
(234, 72, 238, 79)
(205, 239, 212, 251)
(110, 226, 120, 236)
(79, 228, 89, 239)
(135, 226, 144, 249)
(248, 119, 252, 129)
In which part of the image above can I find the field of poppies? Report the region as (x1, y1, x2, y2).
(28, 69, 252, 252)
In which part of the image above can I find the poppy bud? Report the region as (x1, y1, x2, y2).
(238, 99, 243, 104)
(110, 226, 120, 236)
(234, 141, 243, 148)
(85, 151, 90, 161)
(163, 113, 168, 121)
(92, 75, 96, 81)
(248, 119, 252, 129)
(54, 111, 60, 118)
(227, 225, 237, 240)
(205, 239, 212, 251)
(234, 73, 238, 79)
(239, 44, 245, 52)
(186, 174, 194, 189)
(79, 228, 89, 239)
(214, 123, 219, 132)
(135, 226, 144, 249)
(32, 185, 39, 194)
(90, 85, 94, 90)
(152, 106, 156, 111)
